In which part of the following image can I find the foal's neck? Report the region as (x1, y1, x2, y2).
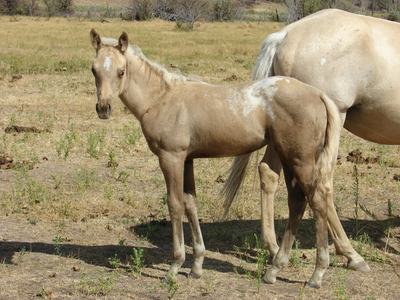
(120, 52, 170, 121)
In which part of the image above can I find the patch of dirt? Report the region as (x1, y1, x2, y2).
(4, 125, 50, 134)
(346, 149, 380, 164)
(0, 155, 35, 170)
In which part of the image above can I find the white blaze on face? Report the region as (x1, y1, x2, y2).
(320, 57, 326, 66)
(103, 56, 112, 71)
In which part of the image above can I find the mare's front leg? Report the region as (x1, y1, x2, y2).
(159, 150, 186, 279)
(183, 160, 205, 278)
(263, 164, 307, 284)
(259, 144, 281, 261)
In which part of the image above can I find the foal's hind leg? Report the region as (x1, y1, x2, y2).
(183, 160, 205, 279)
(259, 144, 281, 261)
(263, 163, 307, 284)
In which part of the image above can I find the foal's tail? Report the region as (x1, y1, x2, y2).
(221, 30, 288, 220)
(313, 92, 342, 186)
(252, 30, 287, 80)
(221, 153, 253, 220)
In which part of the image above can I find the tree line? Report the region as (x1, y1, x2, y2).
(1, 0, 399, 25)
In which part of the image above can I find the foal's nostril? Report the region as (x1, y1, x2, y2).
(96, 103, 100, 114)
(107, 104, 111, 112)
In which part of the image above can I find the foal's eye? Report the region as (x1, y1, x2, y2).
(119, 70, 125, 77)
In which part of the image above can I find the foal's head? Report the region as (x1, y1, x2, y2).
(90, 29, 128, 119)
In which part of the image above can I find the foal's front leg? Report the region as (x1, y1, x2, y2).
(183, 160, 205, 278)
(159, 151, 186, 279)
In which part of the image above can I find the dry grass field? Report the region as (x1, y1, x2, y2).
(0, 13, 399, 299)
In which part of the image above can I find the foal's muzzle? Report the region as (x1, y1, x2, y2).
(96, 103, 112, 119)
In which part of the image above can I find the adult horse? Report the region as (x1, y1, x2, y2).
(224, 8, 400, 275)
(90, 29, 342, 287)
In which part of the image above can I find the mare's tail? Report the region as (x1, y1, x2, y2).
(221, 30, 288, 220)
(253, 30, 287, 80)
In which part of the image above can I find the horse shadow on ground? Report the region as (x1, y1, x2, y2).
(0, 216, 398, 280)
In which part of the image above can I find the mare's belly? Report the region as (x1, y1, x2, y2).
(344, 100, 400, 145)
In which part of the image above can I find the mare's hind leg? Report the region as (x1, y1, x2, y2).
(263, 163, 307, 284)
(259, 144, 281, 261)
(326, 179, 370, 272)
(183, 160, 205, 278)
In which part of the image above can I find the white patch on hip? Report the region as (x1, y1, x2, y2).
(103, 56, 112, 71)
(320, 57, 326, 66)
(227, 77, 279, 118)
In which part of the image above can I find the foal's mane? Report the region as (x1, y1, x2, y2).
(101, 37, 196, 87)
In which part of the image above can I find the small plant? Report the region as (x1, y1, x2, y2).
(72, 166, 97, 194)
(107, 149, 118, 171)
(118, 238, 127, 254)
(41, 284, 46, 299)
(165, 273, 180, 300)
(18, 246, 26, 263)
(51, 174, 63, 190)
(104, 185, 113, 200)
(56, 123, 78, 160)
(254, 234, 269, 292)
(331, 268, 349, 300)
(203, 270, 214, 295)
(289, 239, 301, 267)
(353, 165, 360, 236)
(29, 219, 38, 225)
(117, 170, 130, 183)
(53, 234, 67, 257)
(130, 247, 145, 278)
(87, 128, 107, 158)
(75, 268, 119, 296)
(122, 121, 141, 146)
(108, 254, 120, 269)
(233, 267, 244, 300)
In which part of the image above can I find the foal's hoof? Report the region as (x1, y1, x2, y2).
(347, 260, 371, 272)
(188, 271, 201, 279)
(307, 280, 321, 289)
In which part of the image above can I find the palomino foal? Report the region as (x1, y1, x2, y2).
(90, 29, 341, 288)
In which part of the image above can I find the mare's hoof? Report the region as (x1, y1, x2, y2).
(262, 274, 276, 284)
(188, 271, 201, 279)
(347, 260, 371, 272)
(307, 280, 321, 289)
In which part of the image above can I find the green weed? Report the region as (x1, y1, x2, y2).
(122, 121, 141, 146)
(289, 239, 301, 267)
(87, 128, 107, 158)
(165, 273, 180, 300)
(53, 234, 67, 257)
(75, 268, 119, 296)
(331, 268, 349, 300)
(56, 123, 78, 160)
(130, 247, 145, 278)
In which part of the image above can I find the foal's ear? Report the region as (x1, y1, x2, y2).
(90, 28, 102, 51)
(118, 31, 129, 53)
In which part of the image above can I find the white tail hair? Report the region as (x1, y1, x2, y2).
(253, 30, 287, 80)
